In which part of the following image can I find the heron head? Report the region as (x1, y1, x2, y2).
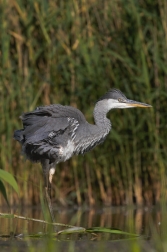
(98, 89, 152, 109)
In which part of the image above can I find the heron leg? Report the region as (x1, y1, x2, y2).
(42, 161, 56, 227)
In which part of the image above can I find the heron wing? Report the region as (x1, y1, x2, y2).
(21, 104, 86, 144)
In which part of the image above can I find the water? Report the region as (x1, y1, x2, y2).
(0, 205, 165, 252)
(0, 205, 161, 235)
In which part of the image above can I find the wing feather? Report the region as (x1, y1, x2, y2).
(14, 104, 87, 162)
(19, 104, 86, 144)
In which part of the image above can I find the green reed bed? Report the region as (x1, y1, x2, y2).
(0, 0, 167, 207)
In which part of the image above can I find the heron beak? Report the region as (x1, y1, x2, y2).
(126, 99, 152, 108)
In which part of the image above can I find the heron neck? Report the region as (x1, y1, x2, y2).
(73, 101, 112, 155)
(93, 101, 112, 132)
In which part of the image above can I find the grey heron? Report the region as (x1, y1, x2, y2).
(14, 89, 151, 223)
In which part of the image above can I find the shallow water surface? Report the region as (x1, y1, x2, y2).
(0, 205, 165, 252)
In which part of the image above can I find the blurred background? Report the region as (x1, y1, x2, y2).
(0, 0, 167, 208)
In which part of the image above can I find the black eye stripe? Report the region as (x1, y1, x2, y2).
(118, 98, 125, 102)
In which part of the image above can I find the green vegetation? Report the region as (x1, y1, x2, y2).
(0, 169, 19, 205)
(0, 0, 166, 207)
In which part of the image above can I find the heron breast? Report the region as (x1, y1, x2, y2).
(59, 140, 75, 162)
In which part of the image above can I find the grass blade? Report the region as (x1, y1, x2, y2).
(0, 180, 10, 206)
(0, 169, 19, 195)
(58, 227, 86, 235)
(86, 227, 139, 236)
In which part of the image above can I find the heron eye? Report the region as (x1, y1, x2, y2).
(118, 98, 125, 102)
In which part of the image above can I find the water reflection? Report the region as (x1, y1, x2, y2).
(0, 205, 161, 237)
